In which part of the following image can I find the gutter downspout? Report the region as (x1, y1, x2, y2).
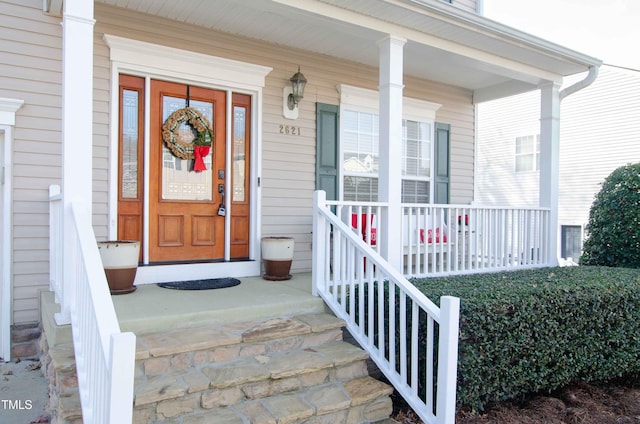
(544, 64, 599, 266)
(559, 65, 599, 101)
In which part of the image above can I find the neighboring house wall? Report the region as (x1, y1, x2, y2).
(0, 0, 476, 326)
(558, 66, 640, 229)
(476, 65, 640, 258)
(0, 0, 62, 324)
(450, 0, 479, 13)
(476, 90, 540, 207)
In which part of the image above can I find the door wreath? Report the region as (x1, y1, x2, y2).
(162, 107, 213, 172)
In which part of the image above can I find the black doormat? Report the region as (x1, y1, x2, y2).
(157, 277, 241, 290)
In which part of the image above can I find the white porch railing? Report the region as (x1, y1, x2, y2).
(402, 204, 551, 277)
(313, 191, 460, 424)
(49, 185, 136, 424)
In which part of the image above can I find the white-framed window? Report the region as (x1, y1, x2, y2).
(342, 109, 379, 201)
(402, 119, 432, 203)
(515, 134, 540, 172)
(338, 85, 441, 202)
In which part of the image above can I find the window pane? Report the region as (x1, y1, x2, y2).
(515, 134, 540, 172)
(162, 97, 213, 201)
(402, 180, 430, 203)
(343, 176, 378, 202)
(121, 89, 139, 199)
(343, 110, 379, 177)
(342, 108, 433, 203)
(402, 120, 431, 178)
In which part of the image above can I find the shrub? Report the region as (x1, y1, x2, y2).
(411, 266, 640, 411)
(581, 163, 640, 268)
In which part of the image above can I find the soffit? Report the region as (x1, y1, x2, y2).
(94, 0, 601, 98)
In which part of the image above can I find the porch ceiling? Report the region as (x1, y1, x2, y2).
(93, 0, 602, 102)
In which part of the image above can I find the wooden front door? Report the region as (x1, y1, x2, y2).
(149, 80, 227, 262)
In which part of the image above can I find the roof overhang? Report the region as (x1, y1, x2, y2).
(84, 0, 602, 102)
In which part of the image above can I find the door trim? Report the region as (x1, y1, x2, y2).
(105, 36, 272, 281)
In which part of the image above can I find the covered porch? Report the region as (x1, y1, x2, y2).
(42, 0, 601, 422)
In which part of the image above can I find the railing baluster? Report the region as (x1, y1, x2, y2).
(426, 314, 435, 411)
(411, 300, 419, 396)
(399, 289, 407, 384)
(389, 281, 396, 372)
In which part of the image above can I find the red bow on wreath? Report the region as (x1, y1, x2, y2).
(193, 145, 210, 172)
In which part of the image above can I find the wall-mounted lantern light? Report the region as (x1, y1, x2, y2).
(283, 67, 307, 120)
(287, 67, 307, 110)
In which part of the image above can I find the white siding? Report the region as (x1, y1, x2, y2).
(476, 90, 540, 207)
(559, 66, 640, 228)
(476, 65, 640, 254)
(0, 0, 62, 324)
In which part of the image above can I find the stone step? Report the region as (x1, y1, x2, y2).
(45, 342, 78, 398)
(136, 313, 345, 358)
(134, 341, 370, 407)
(45, 313, 349, 399)
(136, 377, 393, 424)
(42, 312, 395, 424)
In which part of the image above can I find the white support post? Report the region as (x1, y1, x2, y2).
(539, 82, 561, 267)
(0, 98, 23, 361)
(377, 35, 406, 270)
(56, 0, 95, 325)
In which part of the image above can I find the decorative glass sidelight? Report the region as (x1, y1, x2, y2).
(121, 89, 139, 199)
(233, 106, 247, 202)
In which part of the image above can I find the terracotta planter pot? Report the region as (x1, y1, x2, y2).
(261, 237, 294, 281)
(97, 241, 140, 294)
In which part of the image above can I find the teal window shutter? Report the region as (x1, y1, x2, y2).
(434, 122, 450, 204)
(316, 103, 339, 200)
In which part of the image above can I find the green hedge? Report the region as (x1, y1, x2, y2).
(411, 266, 640, 411)
(581, 162, 640, 268)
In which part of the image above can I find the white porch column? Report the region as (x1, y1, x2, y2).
(539, 82, 561, 267)
(378, 35, 406, 270)
(56, 0, 95, 325)
(0, 98, 24, 361)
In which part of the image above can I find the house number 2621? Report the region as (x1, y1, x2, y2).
(279, 125, 301, 136)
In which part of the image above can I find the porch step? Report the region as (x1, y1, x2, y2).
(41, 312, 394, 424)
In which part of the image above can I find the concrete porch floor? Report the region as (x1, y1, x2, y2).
(42, 272, 329, 344)
(112, 272, 328, 334)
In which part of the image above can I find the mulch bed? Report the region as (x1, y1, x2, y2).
(391, 377, 640, 424)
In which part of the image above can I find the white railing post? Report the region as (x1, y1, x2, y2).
(49, 185, 63, 297)
(436, 296, 460, 424)
(55, 200, 76, 326)
(108, 332, 136, 423)
(312, 190, 327, 297)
